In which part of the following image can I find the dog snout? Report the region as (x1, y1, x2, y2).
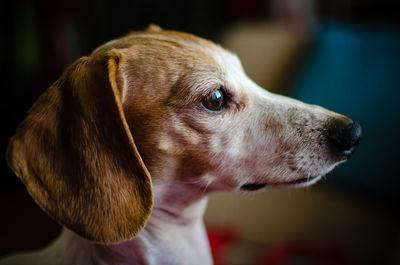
(327, 118, 362, 158)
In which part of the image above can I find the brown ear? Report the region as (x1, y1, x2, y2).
(6, 51, 153, 244)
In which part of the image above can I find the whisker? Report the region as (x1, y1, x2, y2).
(178, 176, 213, 194)
(180, 178, 205, 185)
(201, 178, 213, 193)
(264, 150, 293, 163)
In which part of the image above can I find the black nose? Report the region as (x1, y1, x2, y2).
(327, 119, 362, 158)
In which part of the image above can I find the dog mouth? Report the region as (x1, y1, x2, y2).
(240, 175, 321, 191)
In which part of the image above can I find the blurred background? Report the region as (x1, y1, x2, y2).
(1, 0, 399, 264)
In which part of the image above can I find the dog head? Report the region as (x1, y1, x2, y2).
(94, 26, 361, 191)
(7, 25, 361, 244)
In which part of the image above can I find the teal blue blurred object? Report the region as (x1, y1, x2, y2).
(292, 23, 400, 206)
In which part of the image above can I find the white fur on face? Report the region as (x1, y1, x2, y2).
(116, 32, 349, 192)
(183, 47, 347, 192)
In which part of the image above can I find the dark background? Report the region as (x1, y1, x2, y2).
(1, 0, 399, 263)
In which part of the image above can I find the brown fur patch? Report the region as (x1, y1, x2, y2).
(7, 55, 153, 244)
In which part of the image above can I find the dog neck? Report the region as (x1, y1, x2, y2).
(55, 181, 213, 265)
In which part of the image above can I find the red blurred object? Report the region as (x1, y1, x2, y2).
(254, 240, 352, 265)
(207, 226, 239, 265)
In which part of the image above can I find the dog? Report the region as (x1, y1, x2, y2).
(1, 24, 361, 265)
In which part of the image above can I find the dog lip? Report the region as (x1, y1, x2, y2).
(240, 183, 268, 191)
(241, 176, 320, 191)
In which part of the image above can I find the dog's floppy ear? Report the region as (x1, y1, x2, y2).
(6, 51, 153, 244)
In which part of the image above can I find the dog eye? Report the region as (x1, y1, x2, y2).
(202, 89, 224, 112)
